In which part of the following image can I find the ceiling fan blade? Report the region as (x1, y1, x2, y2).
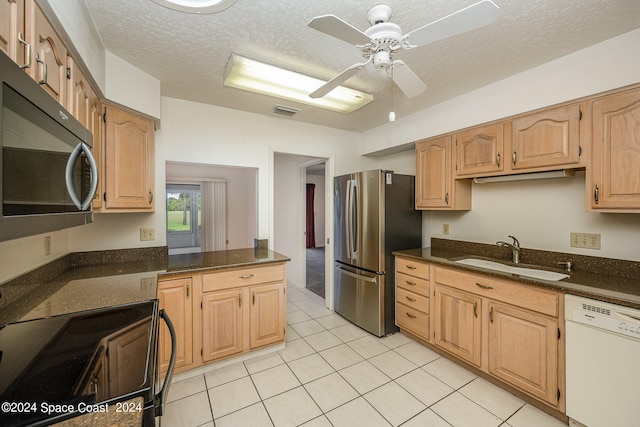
(309, 60, 370, 98)
(404, 0, 499, 47)
(309, 66, 363, 99)
(308, 14, 372, 45)
(391, 60, 427, 98)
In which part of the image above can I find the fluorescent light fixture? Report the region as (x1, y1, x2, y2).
(473, 169, 576, 184)
(223, 54, 373, 114)
(151, 0, 238, 13)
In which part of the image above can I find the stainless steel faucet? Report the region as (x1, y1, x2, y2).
(497, 235, 521, 263)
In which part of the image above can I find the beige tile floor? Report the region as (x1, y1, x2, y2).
(162, 284, 568, 427)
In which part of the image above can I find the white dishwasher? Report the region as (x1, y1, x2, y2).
(565, 294, 640, 427)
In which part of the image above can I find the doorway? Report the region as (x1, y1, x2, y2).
(305, 162, 326, 299)
(166, 184, 201, 254)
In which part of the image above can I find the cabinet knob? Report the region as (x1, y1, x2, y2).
(239, 274, 254, 279)
(512, 151, 517, 165)
(473, 301, 478, 318)
(406, 312, 417, 319)
(489, 307, 494, 323)
(594, 185, 599, 204)
(35, 53, 47, 85)
(405, 296, 416, 303)
(496, 152, 501, 168)
(148, 190, 154, 204)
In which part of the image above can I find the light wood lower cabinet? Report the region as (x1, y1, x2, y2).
(433, 284, 482, 367)
(395, 257, 431, 341)
(488, 301, 558, 404)
(250, 283, 286, 348)
(396, 258, 565, 411)
(158, 262, 287, 373)
(432, 266, 563, 409)
(157, 276, 194, 372)
(202, 289, 243, 361)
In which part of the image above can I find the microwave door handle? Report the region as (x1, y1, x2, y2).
(65, 143, 98, 210)
(80, 143, 98, 210)
(65, 143, 84, 209)
(155, 309, 177, 417)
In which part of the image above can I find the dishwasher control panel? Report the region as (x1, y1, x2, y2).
(566, 294, 640, 340)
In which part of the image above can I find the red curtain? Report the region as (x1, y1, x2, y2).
(306, 184, 316, 248)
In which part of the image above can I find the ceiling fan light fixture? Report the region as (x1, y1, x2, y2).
(223, 54, 373, 114)
(150, 0, 238, 14)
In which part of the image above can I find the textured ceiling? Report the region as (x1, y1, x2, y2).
(83, 0, 640, 132)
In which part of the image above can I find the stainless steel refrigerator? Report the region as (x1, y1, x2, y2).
(334, 170, 422, 337)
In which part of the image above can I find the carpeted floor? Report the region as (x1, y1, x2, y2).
(306, 247, 325, 299)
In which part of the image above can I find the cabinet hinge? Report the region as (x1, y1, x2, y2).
(558, 328, 561, 340)
(578, 146, 582, 156)
(557, 388, 561, 401)
(103, 192, 106, 202)
(66, 67, 71, 79)
(578, 109, 583, 121)
(200, 302, 203, 309)
(103, 113, 107, 123)
(201, 348, 203, 357)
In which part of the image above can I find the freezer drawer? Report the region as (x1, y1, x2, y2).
(334, 263, 384, 336)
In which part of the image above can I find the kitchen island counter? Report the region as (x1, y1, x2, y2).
(0, 247, 290, 325)
(395, 239, 640, 309)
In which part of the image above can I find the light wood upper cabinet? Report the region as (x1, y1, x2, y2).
(588, 87, 640, 211)
(511, 103, 584, 171)
(416, 136, 471, 210)
(488, 301, 558, 406)
(25, 0, 67, 105)
(0, 0, 27, 67)
(158, 276, 194, 373)
(455, 123, 504, 177)
(103, 105, 155, 211)
(66, 56, 96, 129)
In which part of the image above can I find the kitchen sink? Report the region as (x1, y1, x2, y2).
(454, 258, 569, 281)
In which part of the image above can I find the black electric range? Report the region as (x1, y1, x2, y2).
(0, 300, 175, 426)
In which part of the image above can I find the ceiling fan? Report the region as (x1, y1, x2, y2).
(308, 0, 499, 99)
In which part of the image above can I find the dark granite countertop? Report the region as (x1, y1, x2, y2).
(394, 240, 640, 309)
(0, 247, 290, 325)
(162, 248, 290, 277)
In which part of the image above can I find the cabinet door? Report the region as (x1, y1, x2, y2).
(589, 88, 640, 211)
(455, 123, 504, 176)
(0, 0, 26, 66)
(26, 0, 67, 105)
(104, 106, 155, 210)
(511, 103, 582, 171)
(433, 284, 482, 367)
(488, 302, 558, 405)
(158, 277, 193, 371)
(202, 289, 244, 361)
(90, 100, 104, 208)
(66, 56, 95, 128)
(250, 283, 285, 349)
(416, 136, 451, 208)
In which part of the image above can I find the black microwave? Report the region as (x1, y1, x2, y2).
(0, 51, 97, 242)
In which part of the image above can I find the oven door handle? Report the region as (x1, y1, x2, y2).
(65, 142, 98, 210)
(155, 309, 176, 417)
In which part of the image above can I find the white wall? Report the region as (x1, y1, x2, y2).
(105, 51, 162, 119)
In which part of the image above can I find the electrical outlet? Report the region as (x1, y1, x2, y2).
(443, 224, 450, 235)
(570, 232, 601, 250)
(140, 228, 155, 241)
(44, 236, 51, 256)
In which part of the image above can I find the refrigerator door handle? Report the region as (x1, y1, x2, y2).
(351, 178, 358, 260)
(336, 265, 377, 283)
(345, 179, 352, 262)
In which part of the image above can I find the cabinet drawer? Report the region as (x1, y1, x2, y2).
(396, 287, 429, 313)
(434, 267, 559, 317)
(396, 272, 429, 297)
(202, 264, 285, 292)
(396, 302, 429, 339)
(396, 258, 429, 279)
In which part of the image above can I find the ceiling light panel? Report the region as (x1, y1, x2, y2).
(150, 0, 238, 14)
(223, 54, 373, 114)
